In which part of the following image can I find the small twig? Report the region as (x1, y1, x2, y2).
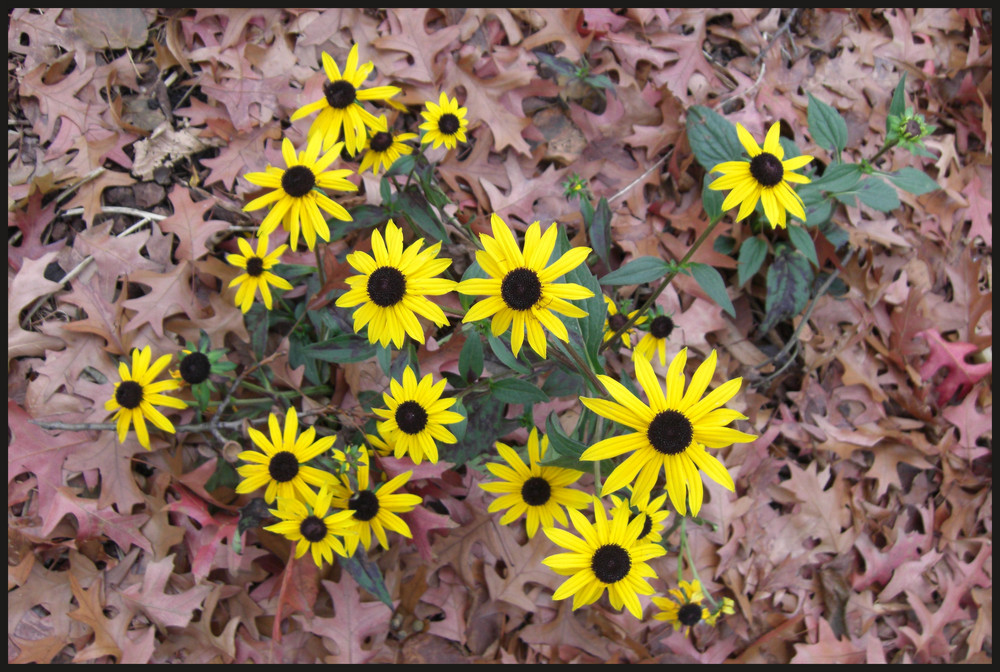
(54, 167, 106, 205)
(609, 148, 673, 205)
(752, 8, 800, 67)
(60, 205, 168, 221)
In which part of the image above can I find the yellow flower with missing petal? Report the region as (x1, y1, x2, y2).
(104, 346, 186, 449)
(419, 92, 469, 150)
(708, 122, 813, 229)
(225, 235, 293, 313)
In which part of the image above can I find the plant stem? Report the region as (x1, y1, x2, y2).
(600, 217, 723, 353)
(314, 246, 326, 288)
(868, 138, 900, 166)
(679, 516, 719, 610)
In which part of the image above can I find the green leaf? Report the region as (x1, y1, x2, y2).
(385, 153, 416, 177)
(397, 187, 448, 242)
(760, 246, 814, 333)
(807, 93, 848, 154)
(887, 74, 907, 133)
(458, 331, 483, 382)
(701, 173, 725, 224)
(442, 394, 512, 465)
(490, 378, 550, 404)
(713, 234, 736, 255)
(856, 176, 900, 212)
(302, 335, 376, 363)
(379, 176, 392, 203)
(787, 224, 818, 266)
(811, 163, 863, 192)
(544, 411, 587, 459)
(689, 263, 735, 317)
(541, 367, 585, 398)
(376, 343, 392, 376)
(191, 382, 211, 412)
(796, 183, 834, 227)
(556, 226, 605, 376)
(588, 197, 612, 266)
(737, 236, 768, 286)
(686, 105, 745, 171)
(884, 167, 939, 195)
(334, 204, 390, 238)
(339, 548, 394, 609)
(249, 304, 269, 360)
(487, 332, 531, 374)
(458, 260, 488, 311)
(600, 256, 670, 285)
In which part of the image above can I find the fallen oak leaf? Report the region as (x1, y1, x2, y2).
(121, 554, 214, 629)
(916, 329, 991, 405)
(295, 579, 393, 664)
(122, 261, 200, 338)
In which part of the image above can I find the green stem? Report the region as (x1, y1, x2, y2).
(593, 459, 602, 498)
(868, 137, 900, 166)
(314, 246, 326, 289)
(679, 516, 719, 610)
(559, 338, 604, 392)
(599, 217, 723, 353)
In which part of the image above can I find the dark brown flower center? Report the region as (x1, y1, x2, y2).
(649, 315, 674, 339)
(349, 489, 380, 522)
(520, 476, 551, 506)
(281, 165, 316, 198)
(268, 451, 300, 482)
(115, 381, 144, 409)
(629, 512, 653, 540)
(749, 152, 784, 188)
(370, 131, 394, 152)
(300, 515, 328, 542)
(324, 79, 357, 109)
(246, 257, 265, 277)
(367, 267, 406, 307)
(646, 410, 693, 456)
(438, 113, 460, 135)
(678, 603, 703, 626)
(395, 400, 428, 435)
(608, 313, 628, 331)
(501, 268, 541, 311)
(591, 543, 631, 584)
(179, 352, 211, 384)
(904, 120, 922, 138)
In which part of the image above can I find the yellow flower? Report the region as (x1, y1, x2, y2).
(242, 135, 356, 251)
(419, 92, 469, 150)
(609, 490, 669, 545)
(708, 122, 813, 229)
(265, 486, 357, 567)
(225, 235, 293, 313)
(358, 115, 418, 175)
(479, 428, 591, 538)
(652, 580, 735, 633)
(580, 349, 757, 514)
(373, 366, 464, 465)
(335, 219, 456, 349)
(329, 451, 421, 556)
(235, 408, 343, 504)
(603, 295, 647, 350)
(542, 497, 666, 618)
(634, 313, 675, 366)
(456, 214, 593, 359)
(104, 346, 185, 449)
(290, 44, 401, 155)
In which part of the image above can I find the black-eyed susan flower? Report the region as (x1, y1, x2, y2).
(634, 312, 675, 366)
(104, 346, 186, 450)
(708, 122, 813, 229)
(480, 428, 591, 538)
(456, 214, 593, 359)
(335, 219, 456, 349)
(542, 497, 666, 619)
(235, 408, 344, 504)
(609, 490, 669, 545)
(373, 366, 463, 465)
(242, 135, 357, 251)
(358, 115, 417, 175)
(290, 45, 401, 155)
(226, 235, 293, 314)
(580, 349, 757, 514)
(652, 579, 736, 633)
(329, 451, 421, 556)
(419, 92, 469, 150)
(603, 296, 647, 350)
(265, 486, 357, 567)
